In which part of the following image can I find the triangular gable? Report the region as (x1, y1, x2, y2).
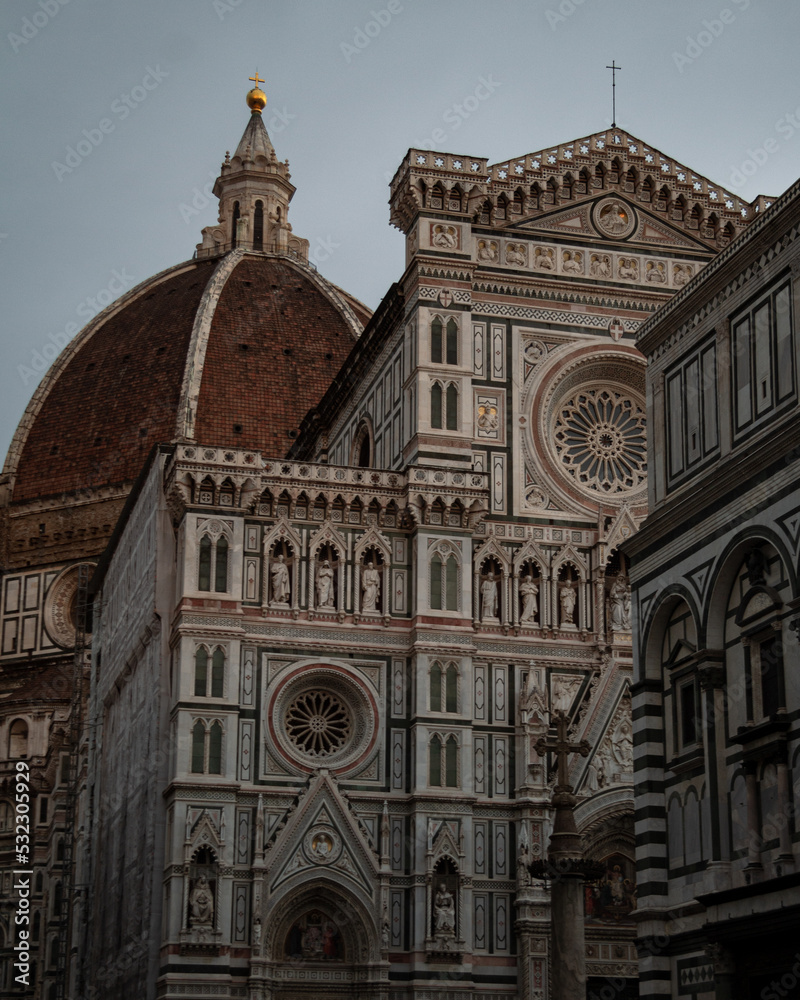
(265, 772, 379, 898)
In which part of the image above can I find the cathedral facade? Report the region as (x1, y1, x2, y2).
(0, 82, 768, 999)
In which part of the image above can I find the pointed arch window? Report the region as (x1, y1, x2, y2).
(231, 200, 240, 247)
(431, 317, 443, 363)
(191, 719, 224, 774)
(430, 662, 458, 712)
(429, 734, 459, 787)
(446, 384, 459, 430)
(198, 532, 230, 593)
(430, 550, 459, 612)
(445, 319, 458, 365)
(9, 719, 28, 758)
(430, 662, 442, 710)
(195, 646, 225, 698)
(253, 200, 264, 250)
(431, 383, 443, 429)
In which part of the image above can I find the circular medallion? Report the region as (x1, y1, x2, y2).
(44, 564, 96, 649)
(552, 388, 646, 494)
(304, 826, 343, 864)
(593, 198, 636, 240)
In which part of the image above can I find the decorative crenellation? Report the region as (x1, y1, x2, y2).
(390, 129, 764, 241)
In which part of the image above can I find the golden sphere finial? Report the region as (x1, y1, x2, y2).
(247, 71, 266, 113)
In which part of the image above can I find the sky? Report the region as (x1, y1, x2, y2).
(2, 0, 800, 461)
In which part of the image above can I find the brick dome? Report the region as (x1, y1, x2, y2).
(3, 250, 368, 506)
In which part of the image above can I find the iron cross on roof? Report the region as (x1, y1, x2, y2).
(249, 71, 265, 86)
(606, 60, 622, 127)
(534, 710, 590, 791)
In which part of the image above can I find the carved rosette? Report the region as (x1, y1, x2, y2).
(44, 564, 96, 649)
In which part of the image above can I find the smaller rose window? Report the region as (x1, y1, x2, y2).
(285, 691, 352, 757)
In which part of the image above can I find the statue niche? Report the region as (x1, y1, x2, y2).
(269, 540, 293, 608)
(519, 563, 541, 625)
(360, 548, 383, 614)
(315, 544, 339, 611)
(429, 856, 460, 955)
(187, 846, 218, 944)
(479, 558, 501, 623)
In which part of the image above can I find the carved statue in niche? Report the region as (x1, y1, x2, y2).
(609, 575, 631, 630)
(645, 260, 666, 283)
(516, 842, 531, 886)
(316, 559, 335, 608)
(477, 239, 498, 262)
(611, 717, 633, 771)
(481, 571, 499, 620)
(534, 247, 554, 270)
(270, 552, 290, 605)
(189, 875, 214, 927)
(362, 559, 380, 612)
(562, 250, 583, 273)
(433, 884, 456, 936)
(590, 253, 611, 277)
(618, 257, 638, 280)
(519, 574, 539, 623)
(559, 580, 577, 626)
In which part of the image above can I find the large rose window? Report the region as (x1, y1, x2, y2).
(285, 691, 352, 758)
(553, 388, 647, 494)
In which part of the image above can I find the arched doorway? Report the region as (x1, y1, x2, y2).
(258, 879, 385, 1000)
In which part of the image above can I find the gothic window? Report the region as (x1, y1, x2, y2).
(32, 911, 40, 943)
(56, 838, 64, 863)
(0, 801, 11, 832)
(430, 662, 458, 712)
(351, 420, 373, 468)
(446, 319, 458, 365)
(431, 316, 443, 363)
(35, 871, 43, 894)
(253, 199, 264, 250)
(49, 936, 59, 968)
(732, 280, 795, 437)
(430, 550, 459, 612)
(431, 382, 443, 428)
(446, 384, 459, 430)
(190, 719, 223, 775)
(194, 646, 224, 698)
(8, 719, 28, 758)
(677, 678, 699, 749)
(231, 200, 240, 247)
(198, 532, 229, 593)
(52, 881, 63, 918)
(429, 734, 459, 787)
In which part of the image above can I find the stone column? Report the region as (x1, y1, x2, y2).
(549, 790, 587, 1000)
(744, 763, 763, 874)
(706, 942, 736, 1000)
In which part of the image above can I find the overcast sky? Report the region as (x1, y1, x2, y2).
(2, 0, 800, 461)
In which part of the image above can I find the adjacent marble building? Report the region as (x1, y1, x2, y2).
(628, 178, 800, 997)
(0, 79, 771, 999)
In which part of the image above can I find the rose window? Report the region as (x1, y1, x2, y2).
(285, 691, 352, 757)
(553, 389, 646, 494)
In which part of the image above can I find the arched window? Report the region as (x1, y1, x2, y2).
(429, 735, 442, 786)
(445, 556, 458, 611)
(194, 647, 208, 697)
(430, 662, 442, 710)
(430, 554, 443, 608)
(33, 911, 41, 942)
(198, 532, 230, 594)
(208, 722, 222, 774)
(211, 648, 224, 698)
(50, 936, 59, 968)
(215, 537, 228, 592)
(231, 200, 240, 247)
(445, 664, 458, 712)
(445, 319, 458, 365)
(429, 734, 459, 787)
(0, 801, 11, 832)
(9, 719, 28, 758)
(53, 881, 63, 918)
(191, 720, 205, 773)
(253, 199, 264, 250)
(56, 838, 64, 863)
(445, 735, 458, 787)
(431, 317, 443, 363)
(445, 384, 459, 430)
(198, 536, 212, 591)
(431, 383, 443, 429)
